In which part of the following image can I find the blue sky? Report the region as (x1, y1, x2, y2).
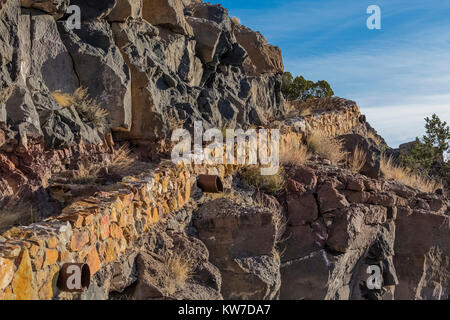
(210, 0, 450, 147)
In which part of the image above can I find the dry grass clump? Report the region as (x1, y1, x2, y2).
(162, 252, 195, 295)
(240, 166, 285, 195)
(280, 135, 311, 166)
(52, 88, 108, 129)
(366, 130, 383, 148)
(69, 162, 100, 185)
(231, 16, 241, 25)
(347, 145, 367, 173)
(52, 90, 74, 107)
(109, 145, 134, 174)
(66, 146, 134, 185)
(380, 155, 442, 193)
(307, 130, 347, 165)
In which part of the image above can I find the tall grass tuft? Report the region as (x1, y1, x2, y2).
(380, 155, 442, 193)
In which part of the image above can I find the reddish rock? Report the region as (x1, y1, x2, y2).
(86, 246, 101, 275)
(343, 190, 371, 204)
(286, 192, 318, 225)
(368, 192, 396, 207)
(346, 177, 365, 191)
(364, 205, 387, 225)
(317, 182, 349, 214)
(99, 215, 110, 240)
(11, 249, 33, 300)
(291, 166, 317, 189)
(286, 178, 306, 194)
(429, 198, 445, 212)
(252, 191, 281, 213)
(70, 231, 90, 252)
(364, 180, 381, 192)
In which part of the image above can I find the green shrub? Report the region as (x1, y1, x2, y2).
(282, 72, 334, 101)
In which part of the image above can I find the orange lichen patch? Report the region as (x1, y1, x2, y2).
(43, 249, 59, 267)
(105, 239, 116, 263)
(109, 223, 123, 240)
(11, 249, 33, 300)
(47, 237, 58, 249)
(86, 247, 101, 275)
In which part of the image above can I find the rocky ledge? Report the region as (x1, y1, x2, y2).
(0, 0, 449, 301)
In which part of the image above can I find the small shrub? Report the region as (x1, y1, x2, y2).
(73, 88, 108, 129)
(162, 252, 195, 295)
(69, 162, 100, 185)
(52, 88, 108, 129)
(347, 145, 366, 173)
(307, 130, 347, 165)
(109, 145, 134, 174)
(51, 91, 74, 107)
(240, 166, 285, 195)
(280, 135, 311, 166)
(380, 155, 442, 193)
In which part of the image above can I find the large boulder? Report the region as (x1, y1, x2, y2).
(186, 16, 222, 64)
(234, 25, 284, 75)
(339, 133, 381, 179)
(142, 0, 193, 37)
(394, 209, 450, 300)
(21, 0, 69, 18)
(194, 198, 282, 300)
(107, 0, 142, 22)
(25, 9, 79, 94)
(132, 232, 222, 300)
(58, 20, 132, 131)
(280, 251, 330, 300)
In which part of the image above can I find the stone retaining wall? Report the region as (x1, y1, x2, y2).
(0, 105, 361, 300)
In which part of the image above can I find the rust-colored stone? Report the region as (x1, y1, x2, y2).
(47, 237, 58, 249)
(44, 249, 59, 267)
(105, 239, 116, 263)
(109, 223, 123, 240)
(11, 249, 33, 300)
(86, 247, 101, 275)
(99, 215, 110, 240)
(70, 231, 90, 252)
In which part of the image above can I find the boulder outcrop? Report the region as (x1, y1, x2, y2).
(0, 0, 449, 302)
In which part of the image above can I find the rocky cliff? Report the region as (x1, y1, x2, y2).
(0, 0, 449, 301)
